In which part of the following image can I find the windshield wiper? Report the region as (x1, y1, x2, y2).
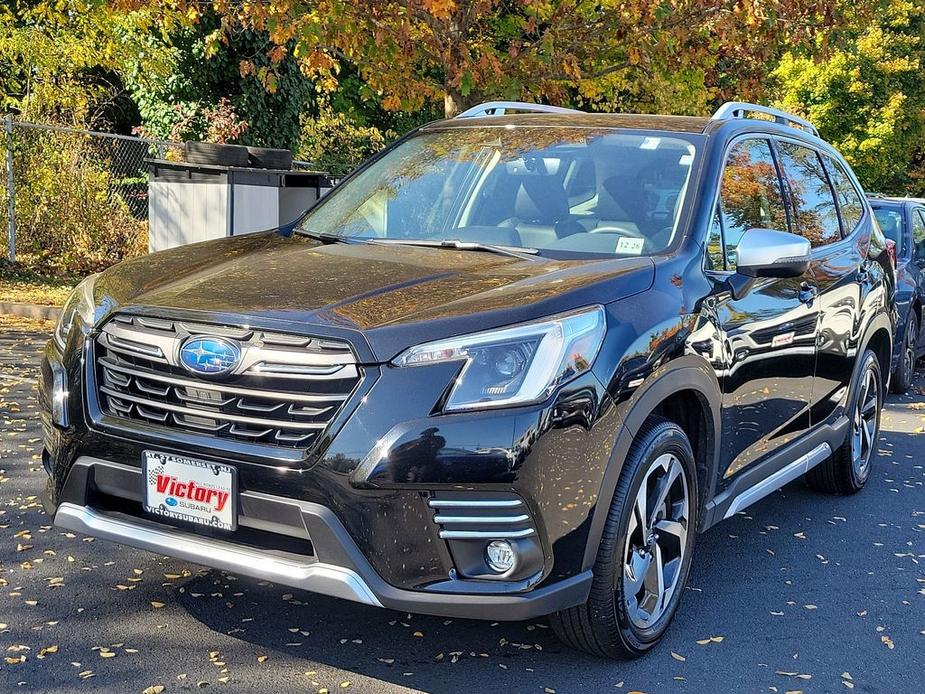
(367, 238, 540, 260)
(297, 229, 356, 244)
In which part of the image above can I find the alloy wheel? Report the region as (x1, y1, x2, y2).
(622, 453, 689, 630)
(851, 365, 880, 480)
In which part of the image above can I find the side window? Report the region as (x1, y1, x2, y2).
(873, 207, 904, 255)
(822, 154, 864, 232)
(719, 138, 789, 270)
(913, 209, 925, 261)
(776, 141, 841, 247)
(705, 205, 725, 270)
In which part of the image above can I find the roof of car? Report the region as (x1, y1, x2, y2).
(868, 195, 925, 206)
(422, 112, 712, 134)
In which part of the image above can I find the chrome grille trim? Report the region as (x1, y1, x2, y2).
(102, 331, 168, 362)
(433, 514, 530, 524)
(98, 387, 328, 431)
(93, 315, 362, 450)
(428, 493, 536, 541)
(439, 528, 536, 540)
(98, 357, 350, 403)
(427, 499, 524, 509)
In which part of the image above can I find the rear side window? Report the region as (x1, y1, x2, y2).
(823, 154, 864, 232)
(719, 138, 789, 269)
(913, 209, 925, 261)
(776, 141, 841, 247)
(873, 207, 904, 254)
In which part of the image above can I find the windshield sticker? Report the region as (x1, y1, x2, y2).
(640, 137, 661, 150)
(616, 237, 645, 254)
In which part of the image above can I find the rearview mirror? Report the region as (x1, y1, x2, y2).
(736, 228, 811, 278)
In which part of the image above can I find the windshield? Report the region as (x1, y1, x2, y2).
(297, 126, 700, 257)
(872, 206, 903, 253)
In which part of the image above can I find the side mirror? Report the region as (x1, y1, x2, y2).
(736, 228, 811, 278)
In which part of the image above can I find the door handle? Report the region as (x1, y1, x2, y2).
(799, 282, 818, 304)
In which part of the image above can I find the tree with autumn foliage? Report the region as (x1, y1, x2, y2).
(0, 0, 179, 126)
(193, 0, 871, 118)
(773, 0, 925, 195)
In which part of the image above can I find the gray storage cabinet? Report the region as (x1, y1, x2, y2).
(147, 160, 333, 252)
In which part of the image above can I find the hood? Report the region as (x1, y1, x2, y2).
(95, 232, 654, 361)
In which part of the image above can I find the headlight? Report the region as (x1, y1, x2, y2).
(53, 274, 98, 352)
(393, 306, 606, 411)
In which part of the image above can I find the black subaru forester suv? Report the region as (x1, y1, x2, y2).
(41, 101, 894, 658)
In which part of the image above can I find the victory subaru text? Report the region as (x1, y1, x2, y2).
(41, 101, 895, 657)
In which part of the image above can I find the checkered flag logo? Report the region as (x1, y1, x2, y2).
(147, 465, 163, 486)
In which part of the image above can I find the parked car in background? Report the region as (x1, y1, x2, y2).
(868, 195, 925, 393)
(41, 100, 894, 659)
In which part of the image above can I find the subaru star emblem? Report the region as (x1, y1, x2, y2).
(179, 336, 241, 376)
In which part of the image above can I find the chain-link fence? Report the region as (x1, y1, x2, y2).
(1, 117, 182, 275)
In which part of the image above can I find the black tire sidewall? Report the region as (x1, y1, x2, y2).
(598, 420, 698, 654)
(894, 314, 916, 393)
(849, 350, 882, 488)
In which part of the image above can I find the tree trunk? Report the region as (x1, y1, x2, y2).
(444, 87, 465, 118)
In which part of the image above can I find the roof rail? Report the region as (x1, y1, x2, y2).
(455, 101, 582, 119)
(711, 101, 819, 137)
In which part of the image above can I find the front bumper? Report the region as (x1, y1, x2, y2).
(40, 316, 620, 621)
(47, 456, 591, 620)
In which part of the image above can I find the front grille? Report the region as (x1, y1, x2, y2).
(428, 493, 535, 539)
(93, 315, 362, 449)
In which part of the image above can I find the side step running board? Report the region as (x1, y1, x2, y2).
(723, 442, 831, 519)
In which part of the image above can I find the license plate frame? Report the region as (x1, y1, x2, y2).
(143, 451, 237, 531)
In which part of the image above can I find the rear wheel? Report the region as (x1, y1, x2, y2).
(807, 349, 881, 494)
(550, 417, 697, 658)
(890, 313, 917, 394)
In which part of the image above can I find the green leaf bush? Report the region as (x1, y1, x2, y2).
(5, 129, 147, 277)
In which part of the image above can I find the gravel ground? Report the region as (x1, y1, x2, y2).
(1, 314, 923, 693)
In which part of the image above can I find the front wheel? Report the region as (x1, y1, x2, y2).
(807, 349, 882, 494)
(891, 313, 918, 394)
(550, 417, 697, 658)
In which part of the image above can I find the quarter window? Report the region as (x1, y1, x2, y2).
(777, 141, 841, 247)
(823, 154, 864, 232)
(719, 138, 789, 270)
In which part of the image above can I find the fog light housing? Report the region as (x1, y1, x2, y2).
(485, 540, 517, 573)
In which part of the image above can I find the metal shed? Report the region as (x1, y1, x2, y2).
(147, 159, 333, 252)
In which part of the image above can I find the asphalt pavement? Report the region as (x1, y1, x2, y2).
(1, 314, 923, 693)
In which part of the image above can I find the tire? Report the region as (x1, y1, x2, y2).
(550, 416, 698, 658)
(890, 313, 917, 394)
(806, 349, 882, 494)
(184, 141, 249, 167)
(246, 146, 292, 170)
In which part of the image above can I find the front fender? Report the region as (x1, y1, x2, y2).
(581, 355, 721, 570)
